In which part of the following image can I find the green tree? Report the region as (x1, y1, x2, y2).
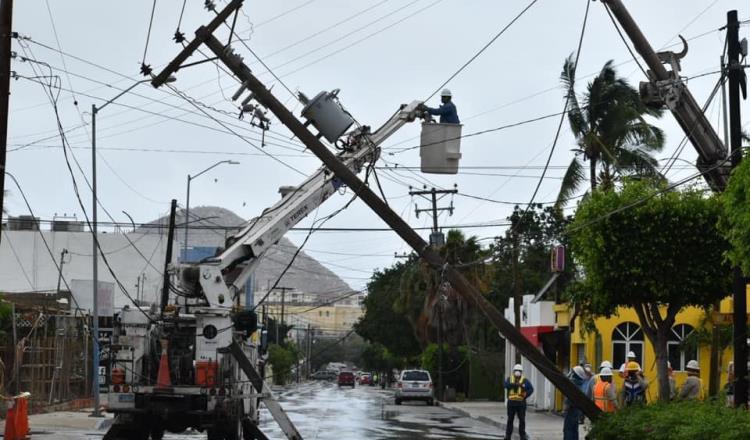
(267, 343, 299, 385)
(355, 260, 422, 358)
(492, 205, 572, 351)
(720, 154, 750, 274)
(556, 56, 665, 208)
(569, 181, 731, 401)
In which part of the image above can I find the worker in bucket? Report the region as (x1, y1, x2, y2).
(504, 364, 533, 440)
(421, 89, 460, 124)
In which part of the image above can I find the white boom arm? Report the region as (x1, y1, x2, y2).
(179, 100, 424, 308)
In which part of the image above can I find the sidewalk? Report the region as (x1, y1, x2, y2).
(439, 401, 565, 440)
(0, 408, 113, 434)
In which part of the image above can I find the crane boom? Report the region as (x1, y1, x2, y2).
(179, 100, 424, 308)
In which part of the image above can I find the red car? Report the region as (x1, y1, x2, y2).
(359, 374, 372, 386)
(337, 371, 355, 388)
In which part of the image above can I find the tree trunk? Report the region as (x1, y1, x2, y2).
(589, 155, 598, 190)
(709, 303, 721, 396)
(653, 326, 671, 402)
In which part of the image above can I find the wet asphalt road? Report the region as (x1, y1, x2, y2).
(36, 381, 504, 439)
(257, 381, 504, 439)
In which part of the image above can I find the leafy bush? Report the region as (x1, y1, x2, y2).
(588, 400, 750, 440)
(267, 343, 299, 385)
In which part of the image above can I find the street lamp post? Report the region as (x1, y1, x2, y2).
(89, 76, 174, 417)
(183, 160, 239, 261)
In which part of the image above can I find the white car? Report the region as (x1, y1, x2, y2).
(395, 370, 434, 405)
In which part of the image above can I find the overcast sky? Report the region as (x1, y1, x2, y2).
(5, 0, 749, 291)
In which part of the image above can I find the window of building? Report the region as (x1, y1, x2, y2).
(326, 311, 330, 317)
(612, 322, 644, 369)
(319, 311, 322, 317)
(668, 324, 697, 371)
(573, 343, 587, 365)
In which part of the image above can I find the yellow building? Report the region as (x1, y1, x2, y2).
(264, 303, 362, 337)
(561, 292, 748, 406)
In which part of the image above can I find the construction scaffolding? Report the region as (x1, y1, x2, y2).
(2, 308, 91, 411)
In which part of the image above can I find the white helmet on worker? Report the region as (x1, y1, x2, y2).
(686, 360, 700, 371)
(600, 367, 613, 377)
(440, 88, 452, 98)
(513, 364, 523, 377)
(627, 351, 637, 359)
(600, 361, 612, 369)
(572, 365, 586, 379)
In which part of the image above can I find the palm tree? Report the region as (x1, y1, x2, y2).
(556, 56, 665, 208)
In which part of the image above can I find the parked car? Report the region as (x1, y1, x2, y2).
(395, 370, 433, 405)
(311, 370, 336, 381)
(359, 373, 372, 386)
(338, 371, 355, 388)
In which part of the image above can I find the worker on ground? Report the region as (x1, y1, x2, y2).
(678, 360, 704, 401)
(592, 367, 618, 413)
(421, 89, 460, 124)
(668, 361, 677, 400)
(563, 365, 587, 440)
(620, 361, 648, 407)
(618, 351, 641, 377)
(725, 361, 735, 407)
(586, 361, 613, 399)
(504, 364, 533, 440)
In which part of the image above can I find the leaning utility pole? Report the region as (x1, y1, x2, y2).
(151, 0, 601, 418)
(0, 0, 13, 243)
(410, 186, 457, 248)
(726, 10, 747, 408)
(601, 0, 729, 191)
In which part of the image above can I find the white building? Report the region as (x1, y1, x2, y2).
(0, 221, 173, 309)
(503, 294, 560, 411)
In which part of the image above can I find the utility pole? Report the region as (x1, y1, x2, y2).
(272, 286, 293, 344)
(410, 185, 456, 400)
(151, 2, 602, 417)
(727, 9, 747, 408)
(160, 200, 178, 316)
(55, 248, 68, 294)
(0, 0, 12, 242)
(307, 324, 312, 378)
(410, 186, 457, 248)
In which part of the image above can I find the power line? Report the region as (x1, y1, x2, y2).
(140, 0, 158, 75)
(602, 1, 648, 77)
(425, 0, 540, 101)
(520, 0, 590, 215)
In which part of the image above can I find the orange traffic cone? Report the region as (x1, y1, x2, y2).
(156, 339, 171, 389)
(4, 392, 30, 440)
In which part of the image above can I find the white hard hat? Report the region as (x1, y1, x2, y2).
(600, 367, 613, 377)
(686, 360, 699, 371)
(513, 364, 523, 372)
(600, 361, 612, 369)
(440, 88, 452, 97)
(627, 351, 636, 358)
(573, 365, 586, 379)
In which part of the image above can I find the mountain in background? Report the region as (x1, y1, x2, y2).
(144, 206, 355, 301)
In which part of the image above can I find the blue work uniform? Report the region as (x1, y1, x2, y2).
(504, 375, 534, 440)
(426, 101, 460, 124)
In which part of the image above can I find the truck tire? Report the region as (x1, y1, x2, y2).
(104, 415, 149, 440)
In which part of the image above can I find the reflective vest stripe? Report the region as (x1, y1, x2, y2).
(593, 381, 615, 412)
(508, 376, 527, 401)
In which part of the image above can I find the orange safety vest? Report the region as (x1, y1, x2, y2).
(508, 376, 527, 401)
(593, 380, 615, 412)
